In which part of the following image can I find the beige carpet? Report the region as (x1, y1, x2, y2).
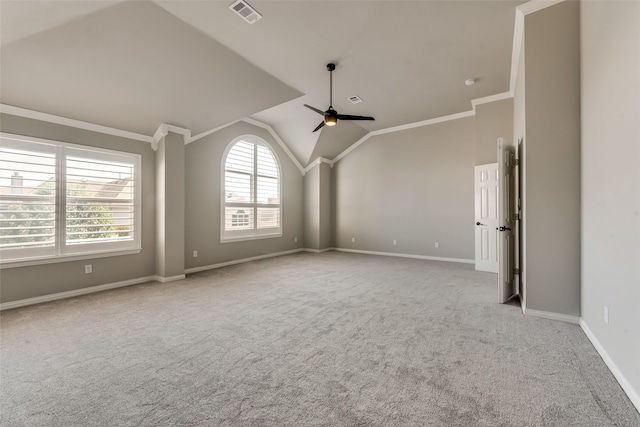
(1, 252, 638, 426)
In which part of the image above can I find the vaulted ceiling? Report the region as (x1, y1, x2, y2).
(0, 0, 525, 167)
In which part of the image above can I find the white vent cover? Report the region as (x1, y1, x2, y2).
(229, 0, 262, 24)
(348, 95, 363, 104)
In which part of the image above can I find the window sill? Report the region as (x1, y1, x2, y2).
(221, 233, 283, 244)
(0, 248, 143, 269)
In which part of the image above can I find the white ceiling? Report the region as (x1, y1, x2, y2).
(0, 0, 525, 167)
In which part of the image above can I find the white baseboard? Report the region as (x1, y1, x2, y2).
(153, 274, 186, 283)
(522, 307, 580, 324)
(184, 248, 305, 274)
(580, 319, 640, 412)
(0, 276, 156, 311)
(304, 247, 335, 253)
(333, 248, 474, 264)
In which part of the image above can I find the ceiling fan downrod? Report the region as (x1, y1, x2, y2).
(327, 63, 335, 108)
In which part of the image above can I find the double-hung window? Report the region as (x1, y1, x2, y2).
(0, 133, 141, 265)
(222, 136, 281, 242)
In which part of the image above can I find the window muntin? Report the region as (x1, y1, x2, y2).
(0, 133, 141, 263)
(222, 136, 281, 242)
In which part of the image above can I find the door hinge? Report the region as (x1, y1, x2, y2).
(514, 159, 520, 167)
(514, 268, 520, 275)
(515, 213, 520, 221)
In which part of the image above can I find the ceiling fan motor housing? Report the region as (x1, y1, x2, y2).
(325, 107, 338, 126)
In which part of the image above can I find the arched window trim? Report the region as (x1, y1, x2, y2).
(220, 135, 282, 243)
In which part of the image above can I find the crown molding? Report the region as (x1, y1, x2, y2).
(332, 110, 475, 165)
(241, 117, 305, 175)
(188, 120, 241, 144)
(471, 92, 513, 112)
(303, 157, 333, 173)
(0, 104, 154, 145)
(187, 117, 304, 175)
(152, 123, 192, 151)
(518, 0, 565, 16)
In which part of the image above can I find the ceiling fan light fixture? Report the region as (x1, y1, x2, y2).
(303, 63, 375, 132)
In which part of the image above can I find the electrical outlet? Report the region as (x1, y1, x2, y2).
(352, 237, 356, 243)
(435, 242, 439, 249)
(84, 264, 92, 274)
(604, 306, 609, 324)
(393, 240, 397, 246)
(193, 250, 198, 258)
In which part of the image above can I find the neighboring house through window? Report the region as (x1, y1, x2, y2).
(222, 135, 281, 242)
(0, 133, 141, 265)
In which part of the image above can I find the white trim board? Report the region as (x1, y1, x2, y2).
(0, 104, 154, 145)
(522, 307, 580, 324)
(304, 157, 333, 173)
(332, 110, 476, 165)
(580, 320, 640, 412)
(187, 117, 305, 176)
(185, 248, 305, 274)
(303, 247, 335, 254)
(471, 92, 513, 113)
(153, 274, 186, 283)
(0, 276, 156, 311)
(240, 118, 305, 175)
(188, 120, 241, 144)
(334, 248, 474, 264)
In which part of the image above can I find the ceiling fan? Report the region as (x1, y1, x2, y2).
(304, 63, 375, 133)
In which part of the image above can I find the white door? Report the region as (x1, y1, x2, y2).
(498, 138, 516, 303)
(474, 163, 498, 273)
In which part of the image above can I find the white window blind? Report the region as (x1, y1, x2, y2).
(64, 148, 137, 252)
(0, 142, 57, 259)
(222, 137, 281, 242)
(0, 133, 141, 264)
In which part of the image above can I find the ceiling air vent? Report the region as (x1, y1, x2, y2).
(229, 0, 262, 24)
(348, 95, 363, 104)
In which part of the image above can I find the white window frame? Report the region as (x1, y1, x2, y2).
(221, 135, 282, 243)
(0, 133, 142, 267)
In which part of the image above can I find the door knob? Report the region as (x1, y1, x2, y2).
(498, 226, 512, 231)
(476, 222, 485, 226)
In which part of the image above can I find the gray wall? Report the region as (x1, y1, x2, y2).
(303, 162, 331, 251)
(333, 117, 476, 260)
(523, 0, 581, 316)
(155, 132, 185, 279)
(319, 163, 332, 250)
(475, 98, 514, 165)
(0, 114, 157, 303)
(303, 165, 320, 250)
(184, 121, 303, 269)
(581, 0, 640, 405)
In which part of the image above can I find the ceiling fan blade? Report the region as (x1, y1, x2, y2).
(304, 104, 325, 116)
(336, 114, 375, 121)
(312, 121, 325, 133)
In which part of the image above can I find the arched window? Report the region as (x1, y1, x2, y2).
(221, 136, 281, 242)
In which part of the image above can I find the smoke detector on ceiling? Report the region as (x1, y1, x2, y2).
(229, 0, 262, 24)
(348, 95, 363, 104)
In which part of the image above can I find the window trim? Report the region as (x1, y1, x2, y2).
(0, 132, 142, 267)
(220, 135, 282, 243)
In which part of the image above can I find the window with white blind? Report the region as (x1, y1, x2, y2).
(222, 136, 281, 242)
(0, 133, 141, 264)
